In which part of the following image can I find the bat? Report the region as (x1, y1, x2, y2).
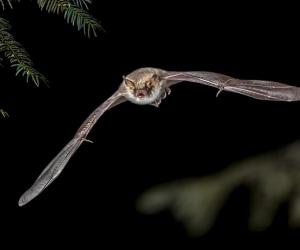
(18, 67, 300, 206)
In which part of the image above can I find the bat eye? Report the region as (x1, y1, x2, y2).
(145, 81, 152, 88)
(152, 74, 160, 81)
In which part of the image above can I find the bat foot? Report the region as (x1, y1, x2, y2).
(151, 87, 171, 107)
(151, 99, 161, 108)
(82, 138, 94, 143)
(216, 88, 223, 97)
(161, 87, 171, 100)
(216, 79, 231, 98)
(166, 87, 171, 95)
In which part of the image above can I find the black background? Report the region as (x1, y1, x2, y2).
(1, 1, 300, 248)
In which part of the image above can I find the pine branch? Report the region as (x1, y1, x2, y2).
(0, 17, 48, 86)
(0, 16, 10, 29)
(70, 0, 92, 10)
(0, 109, 9, 118)
(0, 0, 98, 116)
(0, 0, 20, 10)
(1, 0, 13, 10)
(64, 5, 102, 37)
(37, 0, 102, 37)
(37, 0, 69, 14)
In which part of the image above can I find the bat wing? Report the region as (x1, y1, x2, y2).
(18, 90, 126, 206)
(164, 71, 300, 101)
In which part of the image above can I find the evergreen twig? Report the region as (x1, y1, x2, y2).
(37, 0, 101, 37)
(0, 17, 48, 86)
(0, 108, 9, 117)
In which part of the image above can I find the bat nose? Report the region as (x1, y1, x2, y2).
(136, 89, 146, 98)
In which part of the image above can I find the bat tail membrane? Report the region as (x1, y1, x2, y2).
(18, 138, 83, 206)
(225, 80, 300, 101)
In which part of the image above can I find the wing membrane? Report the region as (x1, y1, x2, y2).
(19, 91, 126, 206)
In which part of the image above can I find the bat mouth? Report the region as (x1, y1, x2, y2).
(136, 89, 147, 98)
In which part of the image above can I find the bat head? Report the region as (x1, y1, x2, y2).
(123, 68, 166, 105)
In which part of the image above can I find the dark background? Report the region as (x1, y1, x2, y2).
(1, 1, 300, 248)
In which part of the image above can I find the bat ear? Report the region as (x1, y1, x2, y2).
(123, 76, 135, 90)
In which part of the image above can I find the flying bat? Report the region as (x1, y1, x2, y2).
(18, 67, 300, 206)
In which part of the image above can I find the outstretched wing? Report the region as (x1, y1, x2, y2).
(18, 90, 126, 206)
(164, 71, 300, 101)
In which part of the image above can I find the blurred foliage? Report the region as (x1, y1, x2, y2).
(137, 141, 300, 236)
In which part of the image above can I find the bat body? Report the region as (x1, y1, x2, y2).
(18, 67, 300, 206)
